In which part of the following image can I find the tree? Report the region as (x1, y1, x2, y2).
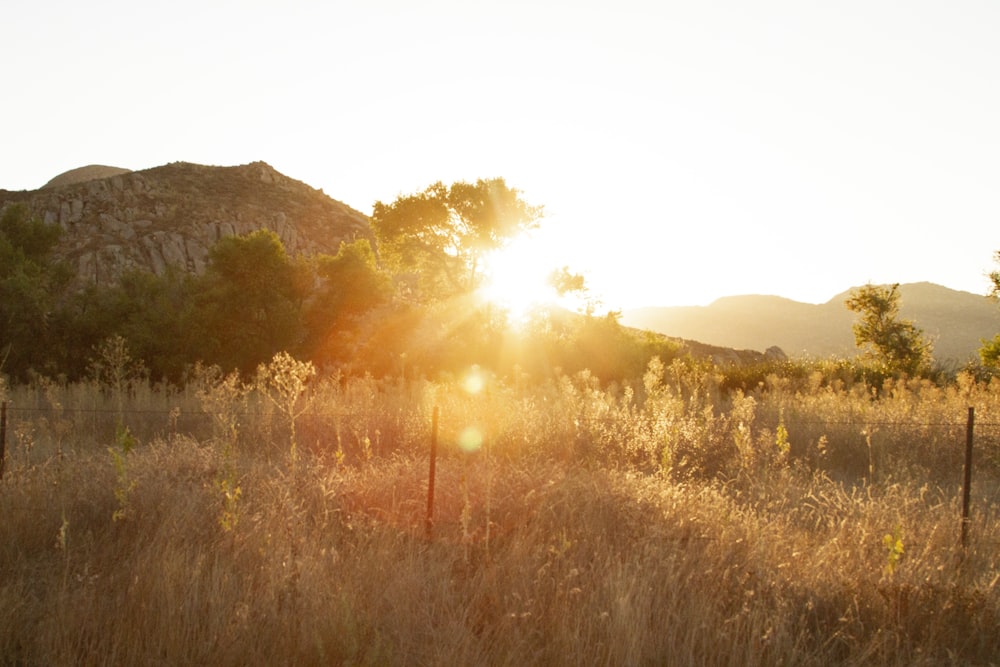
(845, 283, 931, 376)
(302, 239, 393, 368)
(313, 239, 392, 323)
(980, 337, 1000, 369)
(546, 265, 604, 314)
(371, 178, 542, 300)
(192, 230, 307, 375)
(0, 204, 71, 380)
(989, 250, 1000, 300)
(49, 267, 200, 383)
(979, 251, 1000, 369)
(0, 203, 62, 262)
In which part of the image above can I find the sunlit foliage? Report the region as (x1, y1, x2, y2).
(302, 239, 392, 370)
(845, 283, 932, 377)
(372, 178, 541, 300)
(979, 251, 1000, 371)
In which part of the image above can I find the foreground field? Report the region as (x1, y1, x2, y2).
(1, 361, 999, 665)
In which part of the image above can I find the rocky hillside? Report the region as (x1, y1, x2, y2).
(0, 161, 372, 287)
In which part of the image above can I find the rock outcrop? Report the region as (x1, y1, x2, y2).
(42, 165, 133, 189)
(679, 339, 786, 366)
(0, 161, 372, 288)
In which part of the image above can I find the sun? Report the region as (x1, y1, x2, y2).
(477, 234, 561, 321)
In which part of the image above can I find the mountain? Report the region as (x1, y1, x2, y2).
(621, 283, 1000, 365)
(0, 161, 371, 288)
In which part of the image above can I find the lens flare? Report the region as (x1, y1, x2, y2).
(463, 365, 486, 394)
(459, 426, 483, 452)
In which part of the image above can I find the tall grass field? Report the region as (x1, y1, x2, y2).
(1, 356, 998, 665)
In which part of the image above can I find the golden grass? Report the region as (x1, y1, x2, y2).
(1, 366, 998, 665)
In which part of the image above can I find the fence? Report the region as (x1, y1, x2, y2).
(1, 399, 998, 548)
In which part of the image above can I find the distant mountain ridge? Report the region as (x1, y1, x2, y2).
(621, 283, 1000, 365)
(0, 161, 371, 288)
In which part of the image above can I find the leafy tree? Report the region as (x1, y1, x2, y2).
(845, 283, 931, 376)
(551, 312, 645, 382)
(50, 267, 199, 383)
(547, 266, 586, 297)
(314, 239, 392, 324)
(302, 239, 393, 369)
(371, 178, 541, 300)
(192, 230, 307, 375)
(546, 265, 604, 315)
(0, 203, 62, 262)
(50, 283, 126, 380)
(979, 251, 1000, 369)
(115, 269, 199, 383)
(0, 204, 71, 380)
(979, 338, 1000, 370)
(989, 250, 1000, 299)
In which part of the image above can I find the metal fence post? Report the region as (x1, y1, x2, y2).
(425, 406, 439, 539)
(961, 406, 974, 549)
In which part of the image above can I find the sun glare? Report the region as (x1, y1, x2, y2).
(478, 235, 562, 320)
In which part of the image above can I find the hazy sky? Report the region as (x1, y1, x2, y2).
(3, 1, 999, 309)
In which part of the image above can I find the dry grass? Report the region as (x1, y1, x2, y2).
(1, 364, 999, 665)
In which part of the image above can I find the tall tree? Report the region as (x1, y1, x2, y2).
(371, 178, 541, 300)
(845, 283, 931, 376)
(113, 269, 197, 383)
(0, 204, 70, 380)
(50, 268, 200, 383)
(302, 239, 393, 368)
(192, 230, 307, 374)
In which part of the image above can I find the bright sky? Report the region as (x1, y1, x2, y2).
(3, 1, 999, 309)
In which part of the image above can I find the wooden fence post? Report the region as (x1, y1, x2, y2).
(425, 406, 439, 539)
(961, 406, 974, 549)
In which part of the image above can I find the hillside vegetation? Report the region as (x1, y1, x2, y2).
(0, 171, 728, 386)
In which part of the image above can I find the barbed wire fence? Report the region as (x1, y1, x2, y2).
(1, 399, 999, 549)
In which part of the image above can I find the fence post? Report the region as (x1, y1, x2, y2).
(425, 406, 439, 539)
(0, 401, 6, 480)
(961, 406, 974, 549)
